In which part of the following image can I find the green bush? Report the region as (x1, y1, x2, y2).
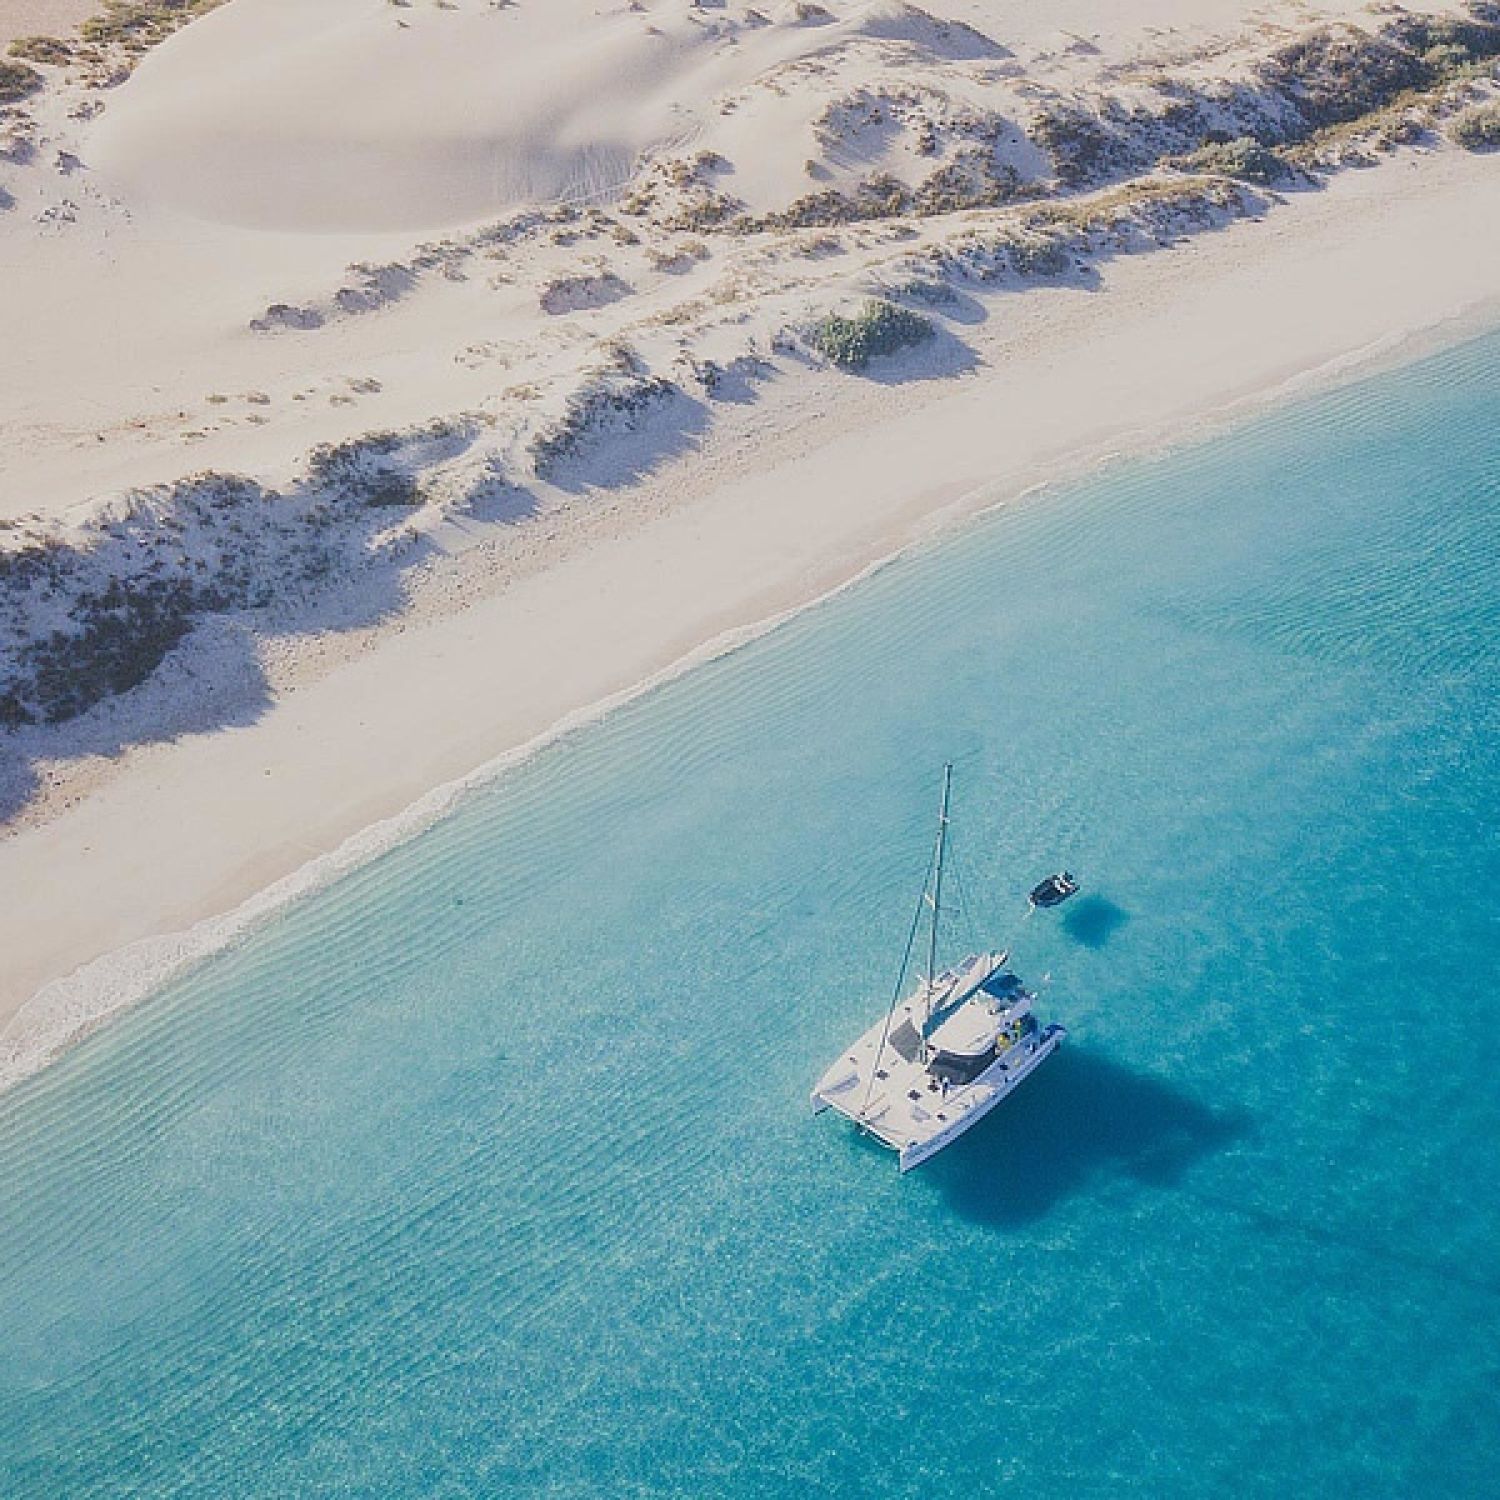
(1179, 136, 1291, 185)
(1449, 100, 1500, 149)
(809, 301, 935, 370)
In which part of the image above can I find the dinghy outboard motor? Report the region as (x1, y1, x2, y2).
(1029, 872, 1079, 909)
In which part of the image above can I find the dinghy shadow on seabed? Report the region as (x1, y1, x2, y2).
(1061, 895, 1130, 949)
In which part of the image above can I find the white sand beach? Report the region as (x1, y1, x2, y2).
(2, 0, 1498, 1081)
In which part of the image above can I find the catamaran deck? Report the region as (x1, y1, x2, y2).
(812, 958, 1065, 1171)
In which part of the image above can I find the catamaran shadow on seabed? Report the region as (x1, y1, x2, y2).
(924, 1047, 1249, 1229)
(812, 764, 1081, 1172)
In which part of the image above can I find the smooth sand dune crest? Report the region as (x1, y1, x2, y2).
(87, 0, 676, 231)
(85, 0, 854, 232)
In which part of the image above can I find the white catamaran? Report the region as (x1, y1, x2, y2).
(812, 765, 1069, 1172)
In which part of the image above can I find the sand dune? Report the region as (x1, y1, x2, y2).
(84, 0, 1463, 230)
(91, 0, 677, 230)
(91, 0, 825, 231)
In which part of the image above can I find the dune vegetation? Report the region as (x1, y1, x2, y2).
(0, 58, 42, 103)
(1449, 98, 1500, 146)
(808, 301, 936, 370)
(79, 0, 227, 58)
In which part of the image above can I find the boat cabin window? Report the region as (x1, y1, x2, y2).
(981, 973, 1022, 1001)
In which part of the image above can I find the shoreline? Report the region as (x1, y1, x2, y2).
(3, 147, 1499, 1090)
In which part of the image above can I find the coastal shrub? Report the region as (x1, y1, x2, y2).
(1025, 179, 1194, 239)
(0, 540, 64, 591)
(1383, 11, 1500, 68)
(736, 160, 1035, 236)
(0, 414, 499, 726)
(919, 177, 1255, 287)
(529, 369, 679, 477)
(8, 36, 73, 67)
(305, 423, 467, 507)
(79, 0, 227, 62)
(1029, 105, 1131, 188)
(756, 188, 864, 230)
(357, 471, 423, 508)
(887, 275, 959, 307)
(24, 581, 199, 725)
(538, 271, 631, 315)
(0, 691, 26, 730)
(1178, 136, 1292, 185)
(249, 302, 324, 334)
(1004, 233, 1073, 277)
(663, 191, 741, 233)
(1449, 100, 1500, 149)
(913, 150, 1030, 214)
(809, 301, 935, 370)
(846, 172, 910, 219)
(0, 59, 43, 103)
(1260, 26, 1431, 129)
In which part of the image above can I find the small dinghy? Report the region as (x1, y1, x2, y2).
(1029, 872, 1079, 909)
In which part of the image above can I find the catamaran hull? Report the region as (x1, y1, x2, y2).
(812, 1014, 1067, 1170)
(897, 1024, 1065, 1171)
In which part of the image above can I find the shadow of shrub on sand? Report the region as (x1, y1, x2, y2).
(855, 325, 980, 385)
(0, 454, 544, 821)
(536, 388, 711, 496)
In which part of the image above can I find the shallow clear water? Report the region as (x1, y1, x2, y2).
(2, 333, 1498, 1498)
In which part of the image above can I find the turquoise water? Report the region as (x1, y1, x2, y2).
(2, 332, 1499, 1498)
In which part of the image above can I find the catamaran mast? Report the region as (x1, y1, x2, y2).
(924, 762, 953, 1005)
(858, 764, 954, 1120)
